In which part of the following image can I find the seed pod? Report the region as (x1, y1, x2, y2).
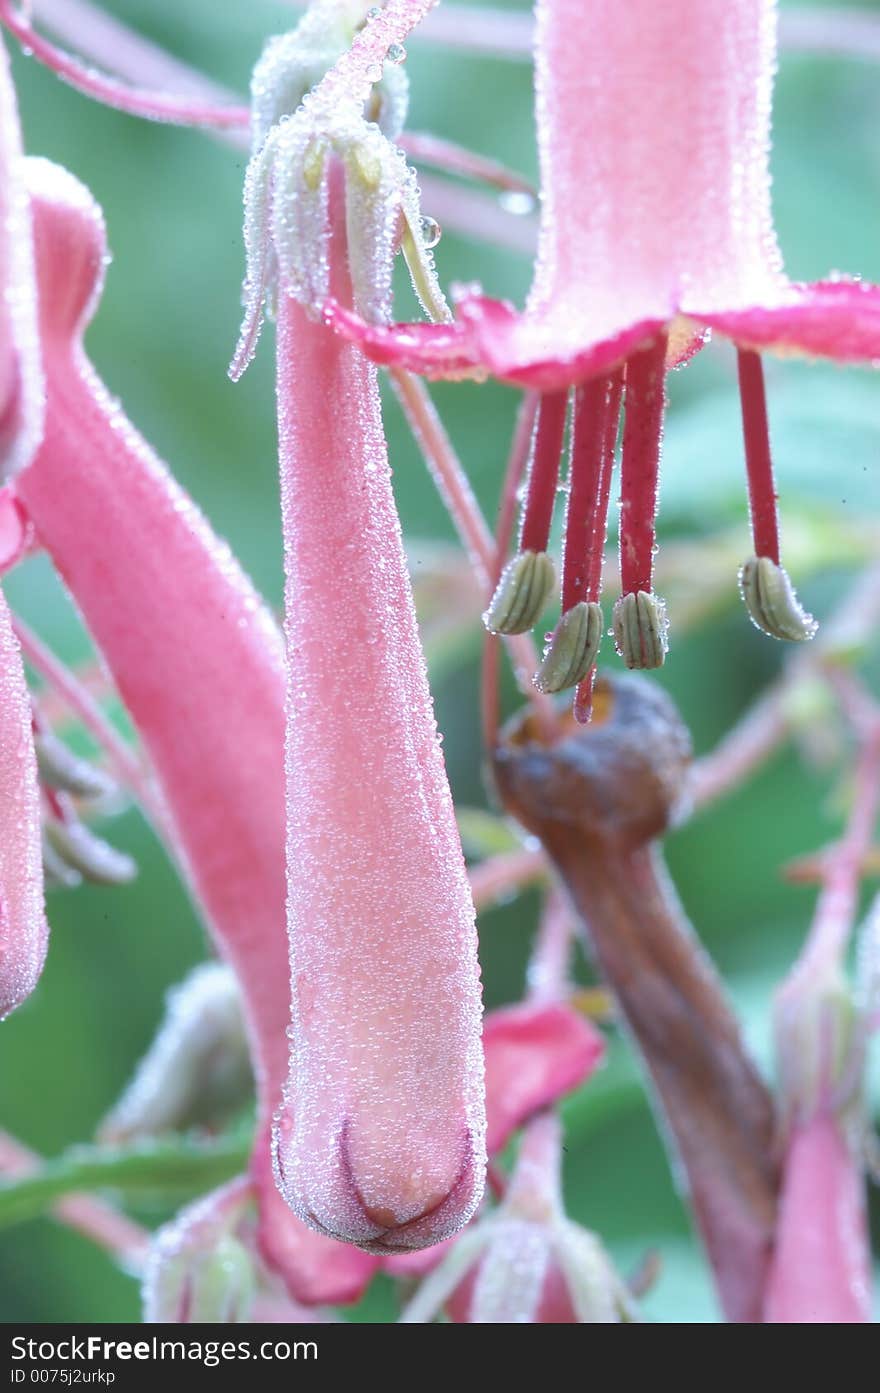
(739, 556, 817, 642)
(612, 590, 668, 670)
(535, 601, 603, 694)
(483, 550, 556, 636)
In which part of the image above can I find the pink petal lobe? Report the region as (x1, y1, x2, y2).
(483, 1002, 605, 1155)
(0, 583, 46, 1018)
(326, 296, 667, 390)
(763, 1115, 872, 1323)
(19, 161, 370, 1307)
(0, 39, 44, 481)
(275, 295, 485, 1253)
(694, 280, 880, 364)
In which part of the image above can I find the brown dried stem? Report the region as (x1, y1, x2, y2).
(492, 674, 778, 1323)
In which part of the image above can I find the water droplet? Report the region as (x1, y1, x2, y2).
(386, 42, 407, 65)
(419, 216, 441, 249)
(499, 190, 536, 217)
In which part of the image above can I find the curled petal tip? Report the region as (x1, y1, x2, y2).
(535, 601, 603, 694)
(739, 556, 818, 643)
(274, 1116, 483, 1255)
(612, 591, 668, 670)
(24, 158, 107, 345)
(483, 550, 556, 636)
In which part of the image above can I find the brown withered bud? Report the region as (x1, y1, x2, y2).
(492, 674, 779, 1325)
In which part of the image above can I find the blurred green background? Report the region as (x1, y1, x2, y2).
(1, 0, 880, 1323)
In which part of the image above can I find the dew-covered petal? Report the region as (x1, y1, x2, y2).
(694, 280, 880, 365)
(274, 294, 485, 1254)
(0, 37, 44, 482)
(0, 584, 46, 1018)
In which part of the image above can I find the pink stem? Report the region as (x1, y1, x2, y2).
(400, 131, 534, 197)
(12, 612, 170, 833)
(0, 1129, 148, 1260)
(526, 888, 573, 1006)
(0, 2, 249, 128)
(562, 374, 620, 613)
(619, 337, 667, 597)
(389, 366, 495, 581)
(784, 718, 880, 1000)
(737, 349, 780, 564)
(468, 846, 545, 911)
(520, 390, 567, 555)
(570, 371, 623, 725)
(390, 369, 553, 733)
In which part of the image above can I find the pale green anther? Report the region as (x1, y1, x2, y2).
(534, 601, 603, 694)
(739, 555, 818, 643)
(34, 731, 117, 801)
(44, 818, 137, 887)
(483, 550, 557, 636)
(302, 136, 327, 192)
(347, 140, 383, 191)
(612, 591, 669, 670)
(41, 832, 83, 891)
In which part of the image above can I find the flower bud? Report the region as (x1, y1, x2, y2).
(100, 963, 253, 1145)
(144, 1181, 255, 1324)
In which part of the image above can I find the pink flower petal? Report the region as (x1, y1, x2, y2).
(763, 1114, 872, 1323)
(695, 280, 880, 364)
(274, 288, 485, 1254)
(483, 1002, 605, 1155)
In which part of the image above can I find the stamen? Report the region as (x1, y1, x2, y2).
(736, 349, 780, 565)
(540, 371, 622, 715)
(483, 389, 567, 636)
(736, 348, 817, 642)
(520, 390, 568, 555)
(615, 336, 668, 669)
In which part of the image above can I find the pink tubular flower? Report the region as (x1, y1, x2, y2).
(764, 1114, 871, 1324)
(0, 35, 42, 482)
(329, 0, 880, 705)
(0, 583, 45, 1018)
(229, 1, 485, 1253)
(273, 228, 485, 1255)
(15, 157, 375, 1306)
